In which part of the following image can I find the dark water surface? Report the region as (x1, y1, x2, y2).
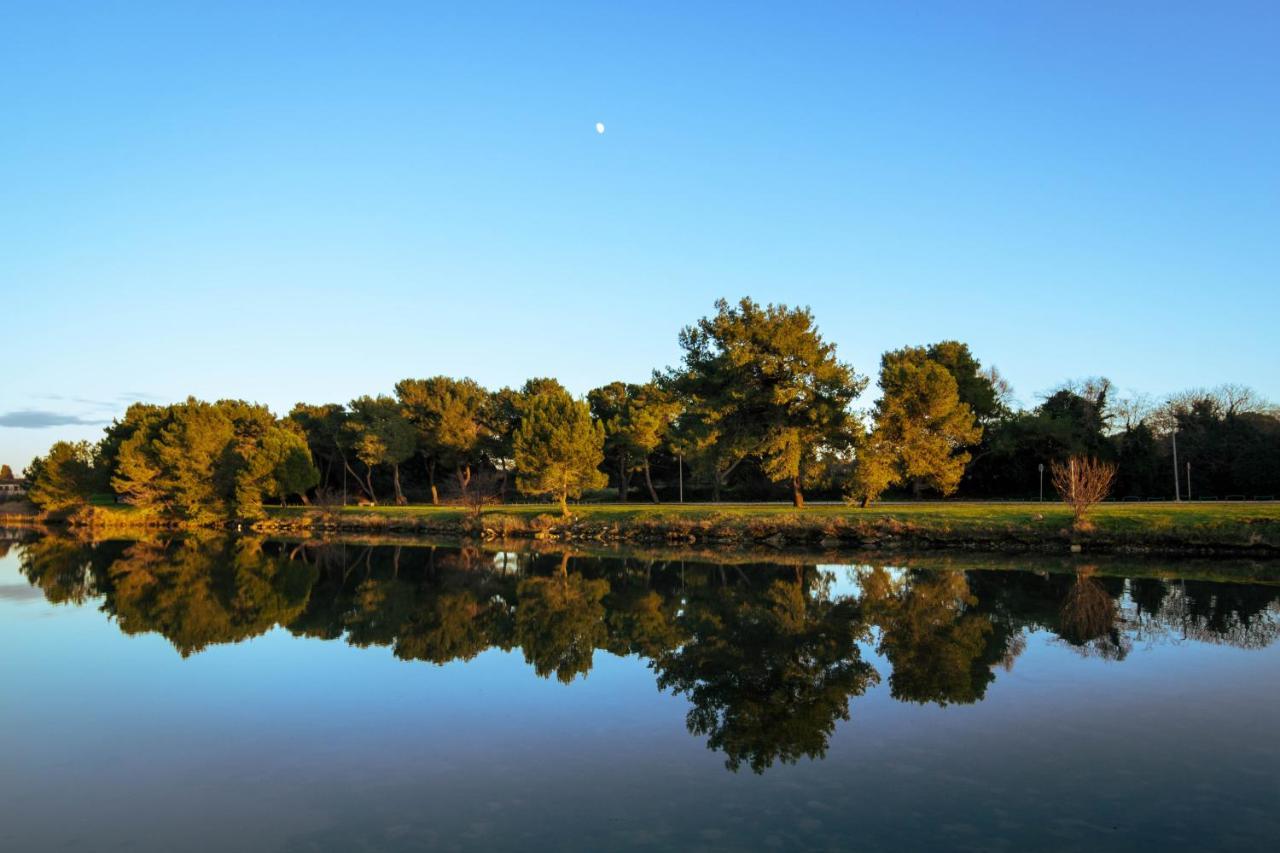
(1, 533, 1277, 852)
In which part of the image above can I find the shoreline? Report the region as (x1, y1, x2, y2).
(6, 501, 1280, 558)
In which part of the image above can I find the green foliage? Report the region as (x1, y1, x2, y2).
(26, 441, 98, 511)
(923, 340, 1007, 424)
(846, 431, 896, 507)
(396, 376, 491, 500)
(109, 398, 319, 522)
(288, 403, 349, 484)
(345, 395, 416, 504)
(865, 349, 982, 499)
(513, 387, 607, 514)
(667, 298, 865, 505)
(588, 381, 679, 501)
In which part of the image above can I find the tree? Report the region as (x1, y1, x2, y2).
(923, 341, 1008, 424)
(0, 464, 13, 482)
(288, 403, 351, 496)
(109, 399, 320, 522)
(667, 298, 865, 506)
(867, 352, 982, 498)
(26, 441, 97, 512)
(262, 424, 321, 507)
(588, 381, 678, 503)
(395, 376, 490, 503)
(846, 430, 896, 507)
(344, 396, 416, 505)
(1050, 455, 1116, 530)
(513, 387, 606, 515)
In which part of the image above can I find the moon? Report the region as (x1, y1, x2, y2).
(595, 122, 605, 134)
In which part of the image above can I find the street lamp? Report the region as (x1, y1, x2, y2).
(1038, 463, 1044, 502)
(1172, 429, 1181, 502)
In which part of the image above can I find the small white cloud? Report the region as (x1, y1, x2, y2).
(595, 122, 605, 134)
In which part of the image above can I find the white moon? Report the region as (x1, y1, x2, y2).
(595, 122, 605, 134)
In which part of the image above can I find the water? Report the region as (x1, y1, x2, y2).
(2, 533, 1277, 852)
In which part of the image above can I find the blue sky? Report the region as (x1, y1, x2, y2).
(3, 1, 1278, 469)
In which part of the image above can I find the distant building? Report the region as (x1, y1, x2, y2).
(0, 480, 27, 499)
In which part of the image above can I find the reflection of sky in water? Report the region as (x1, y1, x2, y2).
(2, 548, 1278, 852)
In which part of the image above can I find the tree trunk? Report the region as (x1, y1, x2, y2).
(559, 490, 569, 516)
(617, 455, 629, 502)
(643, 458, 660, 504)
(393, 464, 406, 505)
(860, 496, 870, 508)
(344, 459, 370, 501)
(792, 476, 804, 508)
(363, 466, 377, 505)
(425, 457, 439, 505)
(456, 463, 472, 496)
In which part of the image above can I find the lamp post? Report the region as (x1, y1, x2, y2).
(678, 453, 684, 503)
(1172, 430, 1181, 502)
(1038, 463, 1044, 502)
(1186, 461, 1192, 501)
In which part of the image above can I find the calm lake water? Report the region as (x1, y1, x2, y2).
(1, 533, 1277, 852)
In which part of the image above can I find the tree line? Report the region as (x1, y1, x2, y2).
(22, 297, 1280, 520)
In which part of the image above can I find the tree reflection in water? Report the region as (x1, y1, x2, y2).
(15, 535, 1280, 772)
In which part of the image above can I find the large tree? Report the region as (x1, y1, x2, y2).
(344, 396, 416, 505)
(588, 381, 678, 503)
(110, 399, 319, 522)
(667, 298, 864, 506)
(288, 403, 352, 496)
(26, 441, 98, 512)
(922, 341, 1009, 425)
(860, 351, 982, 500)
(395, 376, 490, 503)
(513, 387, 606, 515)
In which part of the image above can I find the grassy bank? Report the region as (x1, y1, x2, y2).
(11, 500, 1278, 556)
(254, 500, 1280, 556)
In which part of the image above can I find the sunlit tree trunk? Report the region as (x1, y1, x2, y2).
(792, 476, 805, 508)
(425, 457, 439, 505)
(393, 464, 406, 505)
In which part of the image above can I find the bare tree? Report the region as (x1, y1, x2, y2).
(449, 469, 503, 526)
(1050, 456, 1116, 530)
(1111, 392, 1154, 433)
(981, 365, 1015, 412)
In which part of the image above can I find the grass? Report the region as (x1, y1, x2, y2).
(261, 499, 1280, 554)
(274, 499, 1279, 527)
(13, 498, 1277, 554)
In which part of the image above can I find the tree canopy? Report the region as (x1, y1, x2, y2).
(514, 387, 607, 514)
(666, 298, 865, 506)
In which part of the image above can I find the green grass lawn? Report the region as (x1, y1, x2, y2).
(272, 499, 1280, 537)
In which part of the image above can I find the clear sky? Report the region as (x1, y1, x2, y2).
(3, 1, 1278, 469)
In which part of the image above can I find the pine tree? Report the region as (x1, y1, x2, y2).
(868, 356, 982, 498)
(26, 441, 97, 512)
(514, 388, 606, 515)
